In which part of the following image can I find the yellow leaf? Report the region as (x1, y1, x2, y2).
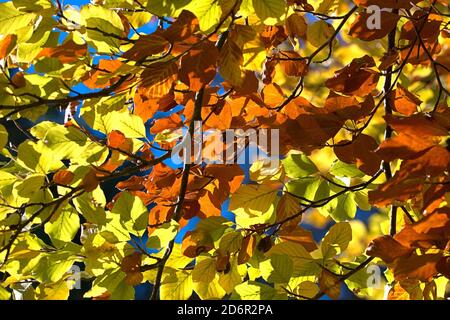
(229, 184, 278, 216)
(192, 256, 216, 283)
(185, 0, 222, 32)
(293, 281, 319, 300)
(321, 222, 352, 259)
(160, 269, 193, 300)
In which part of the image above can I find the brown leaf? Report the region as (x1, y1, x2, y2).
(81, 169, 99, 192)
(279, 226, 318, 252)
(393, 253, 442, 281)
(334, 134, 382, 176)
(319, 269, 341, 300)
(122, 32, 169, 61)
(179, 41, 219, 91)
(278, 51, 308, 77)
(238, 234, 256, 264)
(349, 11, 400, 41)
(325, 55, 379, 96)
(140, 61, 178, 99)
(366, 235, 412, 263)
(285, 13, 307, 39)
(181, 230, 214, 258)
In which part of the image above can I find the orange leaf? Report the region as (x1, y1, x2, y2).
(179, 41, 219, 91)
(53, 170, 74, 185)
(37, 40, 87, 64)
(83, 59, 122, 89)
(388, 84, 422, 116)
(366, 235, 412, 263)
(150, 113, 183, 134)
(0, 34, 17, 59)
(107, 130, 133, 153)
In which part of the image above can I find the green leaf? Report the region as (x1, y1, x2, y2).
(231, 281, 287, 300)
(293, 281, 319, 300)
(80, 5, 125, 52)
(86, 268, 134, 300)
(45, 206, 80, 243)
(185, 0, 222, 32)
(267, 241, 314, 272)
(246, 0, 287, 25)
(160, 269, 193, 300)
(36, 279, 71, 300)
(192, 255, 216, 283)
(104, 111, 147, 139)
(146, 0, 190, 17)
(321, 222, 352, 259)
(0, 2, 36, 35)
(286, 177, 329, 202)
(147, 220, 179, 249)
(0, 171, 16, 189)
(102, 214, 131, 243)
(196, 216, 230, 242)
(193, 274, 227, 299)
(330, 160, 365, 178)
(17, 140, 63, 174)
(282, 153, 318, 179)
(0, 285, 11, 300)
(0, 124, 7, 150)
(218, 258, 243, 293)
(330, 192, 357, 222)
(260, 254, 293, 283)
(43, 125, 88, 160)
(12, 0, 53, 12)
(307, 20, 336, 48)
(111, 192, 148, 235)
(26, 189, 54, 224)
(219, 231, 243, 254)
(33, 253, 76, 283)
(17, 17, 58, 63)
(72, 188, 107, 225)
(14, 174, 45, 199)
(355, 190, 372, 211)
(109, 280, 135, 300)
(229, 184, 278, 216)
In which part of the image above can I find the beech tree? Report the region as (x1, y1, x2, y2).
(0, 0, 449, 300)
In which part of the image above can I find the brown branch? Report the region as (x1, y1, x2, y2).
(149, 86, 205, 300)
(383, 8, 399, 236)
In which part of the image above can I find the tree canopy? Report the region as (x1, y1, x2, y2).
(0, 0, 449, 300)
